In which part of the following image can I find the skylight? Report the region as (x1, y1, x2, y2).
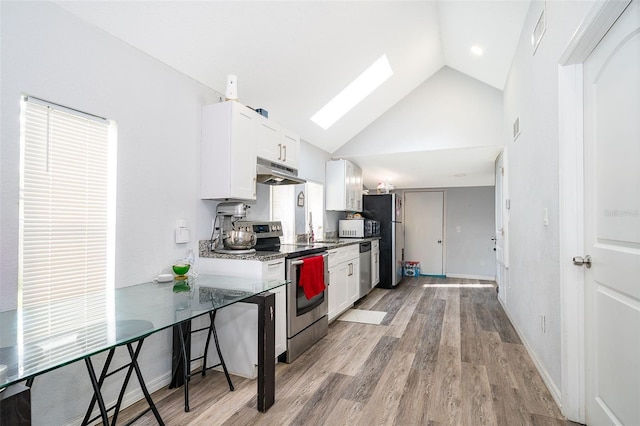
(311, 54, 393, 130)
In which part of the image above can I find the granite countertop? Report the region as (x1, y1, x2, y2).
(198, 237, 381, 262)
(198, 240, 286, 261)
(314, 236, 381, 249)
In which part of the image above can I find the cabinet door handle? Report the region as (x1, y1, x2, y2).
(278, 143, 282, 160)
(283, 145, 287, 162)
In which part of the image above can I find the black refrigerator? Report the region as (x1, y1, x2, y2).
(363, 193, 404, 288)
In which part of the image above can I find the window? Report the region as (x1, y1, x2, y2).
(305, 181, 324, 241)
(270, 185, 296, 243)
(270, 182, 324, 243)
(19, 96, 116, 348)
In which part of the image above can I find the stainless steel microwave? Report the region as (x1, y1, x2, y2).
(338, 219, 380, 238)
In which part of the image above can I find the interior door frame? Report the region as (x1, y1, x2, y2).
(558, 0, 631, 422)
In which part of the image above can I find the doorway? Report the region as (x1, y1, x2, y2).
(559, 0, 638, 422)
(404, 191, 444, 276)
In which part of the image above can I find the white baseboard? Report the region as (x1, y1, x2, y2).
(445, 273, 496, 281)
(498, 298, 562, 409)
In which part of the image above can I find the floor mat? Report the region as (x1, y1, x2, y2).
(337, 309, 387, 325)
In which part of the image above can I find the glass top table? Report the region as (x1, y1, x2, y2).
(0, 274, 286, 390)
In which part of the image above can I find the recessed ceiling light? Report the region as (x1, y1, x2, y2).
(470, 45, 484, 56)
(311, 54, 393, 130)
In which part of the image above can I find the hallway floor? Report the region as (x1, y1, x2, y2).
(119, 276, 577, 425)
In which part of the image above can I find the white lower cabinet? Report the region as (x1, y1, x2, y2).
(346, 258, 360, 305)
(197, 257, 286, 379)
(327, 244, 360, 322)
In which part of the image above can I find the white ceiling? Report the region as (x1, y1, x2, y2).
(53, 0, 530, 189)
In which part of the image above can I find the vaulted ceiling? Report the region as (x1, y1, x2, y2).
(54, 0, 530, 188)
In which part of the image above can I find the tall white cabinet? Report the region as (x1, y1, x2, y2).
(201, 101, 257, 200)
(200, 101, 301, 201)
(325, 159, 363, 212)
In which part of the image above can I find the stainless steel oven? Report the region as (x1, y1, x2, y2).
(284, 250, 329, 363)
(235, 220, 329, 364)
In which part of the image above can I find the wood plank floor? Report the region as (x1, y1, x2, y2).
(119, 276, 579, 426)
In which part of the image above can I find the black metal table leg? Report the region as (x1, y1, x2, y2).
(245, 292, 275, 413)
(169, 321, 191, 389)
(124, 341, 164, 425)
(84, 357, 110, 425)
(82, 349, 116, 425)
(176, 323, 191, 412)
(206, 310, 234, 391)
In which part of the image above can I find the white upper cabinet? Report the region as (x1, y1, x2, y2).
(201, 101, 256, 200)
(325, 159, 363, 212)
(255, 115, 299, 168)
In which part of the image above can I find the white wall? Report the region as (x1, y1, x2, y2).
(445, 187, 497, 279)
(334, 66, 503, 157)
(0, 2, 224, 424)
(1, 5, 336, 423)
(501, 0, 594, 401)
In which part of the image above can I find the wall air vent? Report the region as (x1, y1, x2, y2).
(532, 4, 546, 55)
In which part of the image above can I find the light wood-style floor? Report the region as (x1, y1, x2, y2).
(119, 276, 578, 425)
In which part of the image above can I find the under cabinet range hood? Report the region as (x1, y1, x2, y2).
(256, 157, 306, 185)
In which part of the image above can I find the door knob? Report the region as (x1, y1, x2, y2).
(572, 255, 592, 268)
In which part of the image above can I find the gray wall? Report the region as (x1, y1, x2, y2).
(445, 187, 496, 278)
(400, 187, 496, 279)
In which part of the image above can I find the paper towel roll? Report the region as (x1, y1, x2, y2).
(225, 74, 238, 100)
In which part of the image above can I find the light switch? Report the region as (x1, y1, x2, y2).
(176, 219, 191, 244)
(456, 226, 462, 233)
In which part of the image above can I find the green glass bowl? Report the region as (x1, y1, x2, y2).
(172, 264, 190, 276)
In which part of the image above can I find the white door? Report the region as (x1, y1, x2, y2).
(583, 1, 640, 424)
(404, 191, 444, 275)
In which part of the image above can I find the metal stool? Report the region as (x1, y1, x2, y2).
(82, 319, 163, 426)
(173, 310, 233, 412)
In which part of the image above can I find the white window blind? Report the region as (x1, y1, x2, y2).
(19, 96, 115, 348)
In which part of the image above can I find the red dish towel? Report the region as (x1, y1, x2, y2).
(299, 256, 326, 300)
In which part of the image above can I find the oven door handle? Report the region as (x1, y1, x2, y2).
(291, 253, 329, 266)
(289, 253, 330, 285)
